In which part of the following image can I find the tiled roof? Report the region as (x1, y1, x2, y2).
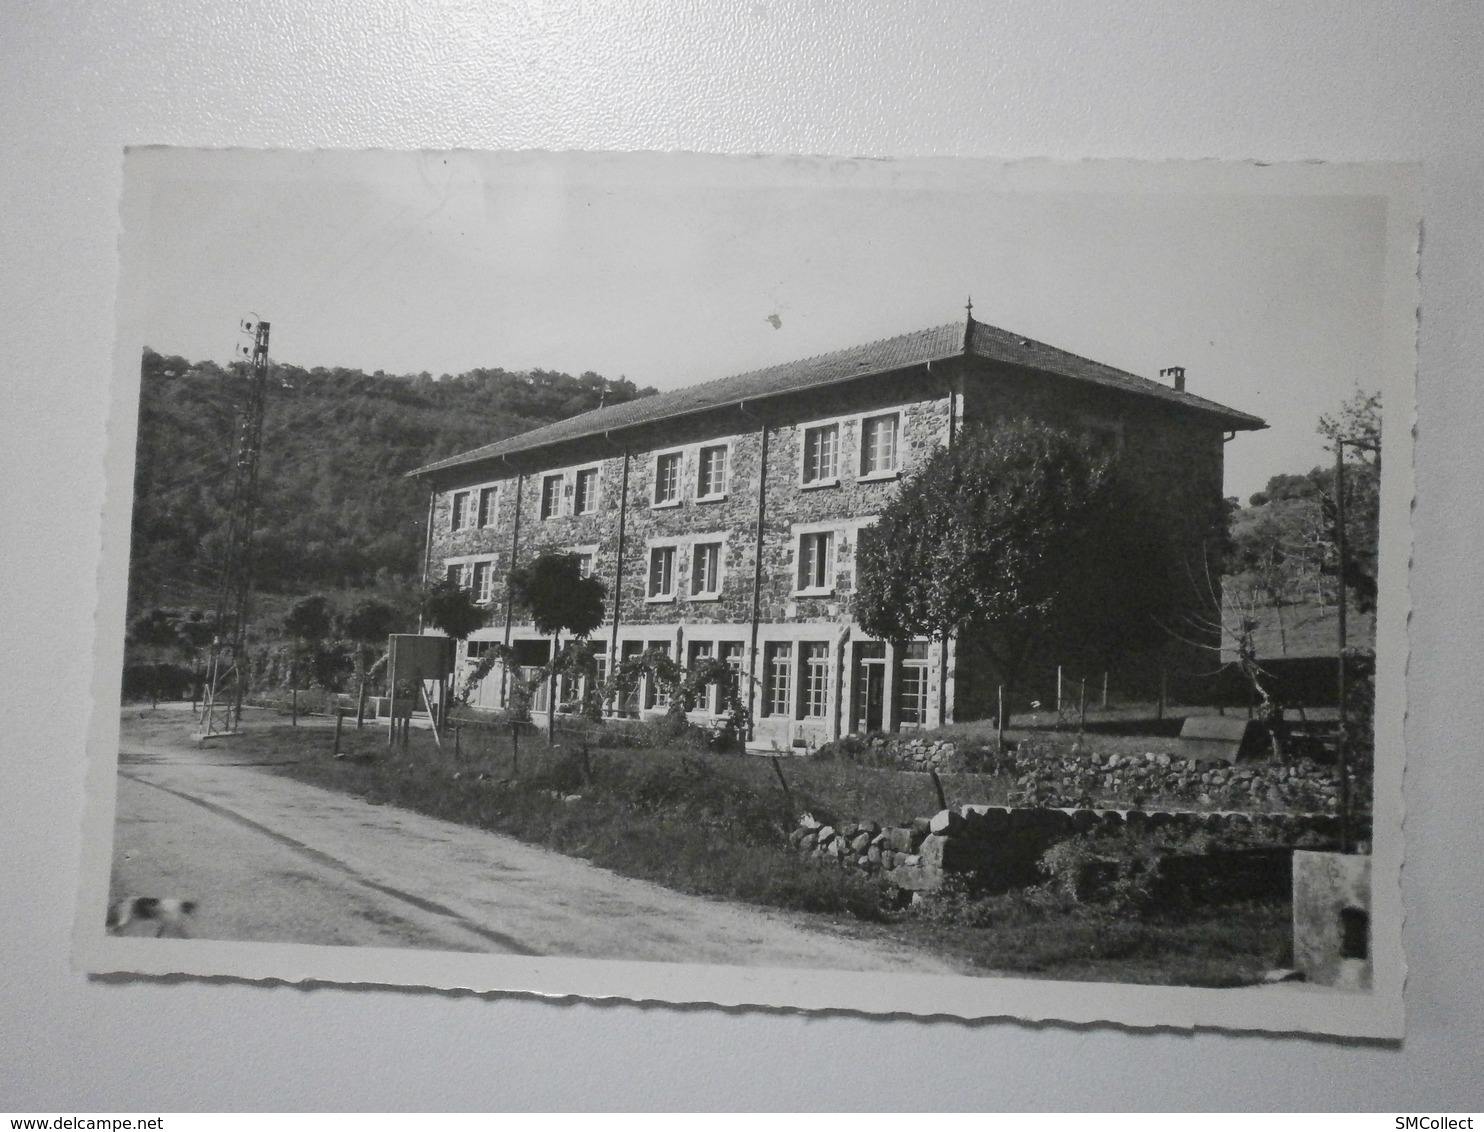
(409, 319, 1265, 477)
(965, 321, 1267, 426)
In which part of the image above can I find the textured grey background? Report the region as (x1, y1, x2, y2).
(2, 1, 1481, 1111)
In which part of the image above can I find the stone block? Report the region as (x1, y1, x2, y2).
(1292, 851, 1372, 990)
(884, 827, 915, 854)
(850, 831, 873, 853)
(929, 808, 964, 835)
(883, 863, 943, 892)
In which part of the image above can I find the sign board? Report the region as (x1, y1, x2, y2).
(387, 634, 456, 685)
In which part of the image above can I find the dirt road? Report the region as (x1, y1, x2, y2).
(109, 708, 958, 972)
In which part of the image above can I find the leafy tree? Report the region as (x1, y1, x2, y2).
(507, 552, 608, 742)
(339, 597, 400, 715)
(282, 593, 335, 690)
(854, 419, 1172, 724)
(1319, 388, 1382, 614)
(1224, 388, 1383, 626)
(126, 606, 217, 706)
(1228, 470, 1331, 625)
(422, 577, 490, 641)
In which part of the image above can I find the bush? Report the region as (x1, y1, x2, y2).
(1037, 828, 1215, 912)
(909, 877, 1073, 928)
(811, 732, 896, 766)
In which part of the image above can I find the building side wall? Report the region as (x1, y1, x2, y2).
(957, 359, 1228, 711)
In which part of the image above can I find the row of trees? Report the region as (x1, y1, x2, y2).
(126, 595, 405, 709)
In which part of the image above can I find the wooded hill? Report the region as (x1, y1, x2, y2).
(128, 348, 655, 614)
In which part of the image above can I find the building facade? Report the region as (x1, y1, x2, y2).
(411, 316, 1265, 750)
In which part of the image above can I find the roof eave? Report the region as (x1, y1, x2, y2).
(406, 350, 965, 479)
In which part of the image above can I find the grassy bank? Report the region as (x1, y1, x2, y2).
(222, 712, 1291, 985)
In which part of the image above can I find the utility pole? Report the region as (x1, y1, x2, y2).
(201, 318, 271, 736)
(1334, 442, 1352, 853)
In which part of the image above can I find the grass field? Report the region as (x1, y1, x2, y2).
(211, 710, 1293, 986)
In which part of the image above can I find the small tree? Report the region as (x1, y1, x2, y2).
(339, 597, 399, 723)
(422, 577, 491, 641)
(1319, 388, 1382, 614)
(168, 609, 216, 706)
(507, 552, 607, 743)
(855, 419, 1172, 727)
(282, 593, 334, 696)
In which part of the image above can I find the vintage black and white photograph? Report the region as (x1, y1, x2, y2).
(77, 150, 1415, 1036)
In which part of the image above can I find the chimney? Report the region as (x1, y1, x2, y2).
(1161, 365, 1186, 393)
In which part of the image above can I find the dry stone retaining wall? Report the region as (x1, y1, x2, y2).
(791, 804, 1340, 895)
(832, 733, 1345, 812)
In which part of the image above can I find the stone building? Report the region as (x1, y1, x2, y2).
(409, 314, 1265, 750)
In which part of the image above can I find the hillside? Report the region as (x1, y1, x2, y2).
(128, 348, 654, 615)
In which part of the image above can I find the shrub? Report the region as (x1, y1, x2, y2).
(811, 732, 896, 766)
(1037, 828, 1216, 912)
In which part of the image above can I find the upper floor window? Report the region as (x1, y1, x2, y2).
(477, 486, 499, 527)
(654, 451, 682, 505)
(540, 474, 563, 520)
(797, 531, 836, 593)
(696, 445, 728, 499)
(802, 424, 839, 485)
(472, 560, 495, 604)
(860, 413, 900, 477)
(690, 541, 723, 598)
(573, 467, 599, 515)
(647, 545, 677, 600)
(450, 490, 474, 531)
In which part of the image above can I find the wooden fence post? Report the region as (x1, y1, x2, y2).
(333, 710, 344, 757)
(291, 687, 298, 728)
(929, 769, 948, 811)
(770, 755, 792, 803)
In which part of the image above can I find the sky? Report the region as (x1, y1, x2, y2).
(123, 150, 1400, 502)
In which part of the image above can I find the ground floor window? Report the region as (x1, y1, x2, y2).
(853, 640, 887, 733)
(898, 640, 930, 727)
(644, 640, 671, 709)
(800, 641, 831, 719)
(619, 641, 644, 716)
(687, 640, 715, 712)
(720, 641, 744, 713)
(763, 642, 792, 717)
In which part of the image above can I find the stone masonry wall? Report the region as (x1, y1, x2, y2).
(823, 732, 1345, 813)
(791, 804, 1340, 895)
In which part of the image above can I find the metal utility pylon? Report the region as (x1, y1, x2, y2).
(201, 318, 271, 735)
